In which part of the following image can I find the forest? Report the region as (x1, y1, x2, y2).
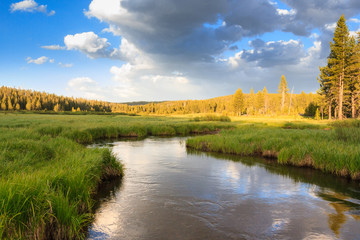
(0, 82, 319, 117)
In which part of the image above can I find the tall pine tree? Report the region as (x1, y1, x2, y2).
(347, 33, 360, 118)
(232, 88, 245, 116)
(329, 14, 350, 120)
(278, 75, 289, 113)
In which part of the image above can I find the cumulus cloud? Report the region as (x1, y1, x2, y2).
(63, 31, 145, 62)
(85, 0, 360, 59)
(67, 76, 138, 100)
(26, 56, 53, 64)
(10, 0, 55, 16)
(232, 39, 306, 68)
(41, 45, 66, 50)
(64, 32, 115, 59)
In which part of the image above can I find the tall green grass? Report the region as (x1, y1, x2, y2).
(0, 135, 123, 239)
(332, 120, 360, 143)
(186, 122, 360, 180)
(192, 115, 231, 122)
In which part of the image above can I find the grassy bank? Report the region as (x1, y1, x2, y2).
(186, 120, 360, 180)
(0, 113, 233, 239)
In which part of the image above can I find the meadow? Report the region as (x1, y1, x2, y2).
(187, 116, 360, 180)
(1, 112, 360, 239)
(0, 113, 233, 239)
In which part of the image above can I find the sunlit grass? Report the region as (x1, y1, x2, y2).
(187, 120, 360, 180)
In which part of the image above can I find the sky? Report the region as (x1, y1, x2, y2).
(1, 0, 360, 102)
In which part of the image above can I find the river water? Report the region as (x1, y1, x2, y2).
(88, 137, 360, 240)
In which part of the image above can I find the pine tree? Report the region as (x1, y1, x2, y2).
(7, 97, 13, 110)
(232, 88, 245, 116)
(262, 87, 268, 114)
(318, 67, 331, 119)
(255, 90, 264, 114)
(347, 32, 360, 118)
(247, 88, 255, 115)
(315, 108, 320, 120)
(54, 104, 60, 112)
(1, 101, 6, 110)
(26, 99, 32, 111)
(278, 75, 289, 113)
(328, 14, 350, 120)
(35, 100, 42, 110)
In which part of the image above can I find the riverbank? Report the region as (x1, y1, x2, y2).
(186, 120, 360, 180)
(0, 113, 233, 239)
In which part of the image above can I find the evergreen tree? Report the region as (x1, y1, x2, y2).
(247, 88, 255, 115)
(1, 101, 6, 110)
(26, 99, 32, 111)
(232, 88, 245, 116)
(315, 108, 320, 120)
(35, 100, 42, 110)
(347, 32, 360, 118)
(278, 75, 289, 112)
(54, 104, 60, 112)
(318, 64, 334, 119)
(7, 97, 13, 110)
(255, 90, 264, 114)
(328, 14, 350, 120)
(262, 87, 268, 114)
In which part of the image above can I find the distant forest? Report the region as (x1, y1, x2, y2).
(0, 83, 319, 116)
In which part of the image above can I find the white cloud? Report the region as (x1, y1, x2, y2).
(324, 22, 336, 32)
(143, 74, 189, 84)
(68, 77, 96, 89)
(276, 9, 296, 16)
(58, 62, 73, 68)
(64, 32, 138, 60)
(110, 64, 134, 83)
(26, 56, 52, 64)
(41, 45, 66, 50)
(67, 76, 138, 100)
(10, 0, 55, 16)
(102, 25, 122, 36)
(349, 18, 360, 23)
(64, 32, 111, 58)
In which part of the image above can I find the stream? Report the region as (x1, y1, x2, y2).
(88, 137, 360, 239)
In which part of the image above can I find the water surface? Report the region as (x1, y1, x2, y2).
(88, 137, 360, 239)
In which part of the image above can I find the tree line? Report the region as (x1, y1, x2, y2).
(0, 86, 118, 112)
(0, 83, 318, 116)
(318, 14, 360, 120)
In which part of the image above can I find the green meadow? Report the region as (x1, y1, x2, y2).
(0, 113, 232, 239)
(187, 117, 360, 180)
(1, 112, 360, 239)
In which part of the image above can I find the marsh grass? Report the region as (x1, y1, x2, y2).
(187, 122, 360, 180)
(333, 120, 360, 143)
(0, 113, 233, 239)
(192, 115, 231, 122)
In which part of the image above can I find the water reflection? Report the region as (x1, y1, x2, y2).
(88, 137, 360, 239)
(189, 149, 360, 238)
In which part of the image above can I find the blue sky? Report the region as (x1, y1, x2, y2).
(1, 0, 360, 102)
